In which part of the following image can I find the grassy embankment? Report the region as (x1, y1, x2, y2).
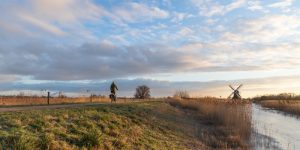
(0, 99, 252, 149)
(257, 100, 300, 116)
(0, 101, 204, 149)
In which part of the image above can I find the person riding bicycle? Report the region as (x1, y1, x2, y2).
(110, 82, 118, 102)
(110, 81, 118, 96)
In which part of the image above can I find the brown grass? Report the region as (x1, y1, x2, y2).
(258, 100, 300, 116)
(167, 98, 252, 149)
(0, 96, 162, 106)
(0, 97, 110, 106)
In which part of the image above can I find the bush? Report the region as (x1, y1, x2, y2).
(134, 85, 150, 99)
(173, 90, 190, 99)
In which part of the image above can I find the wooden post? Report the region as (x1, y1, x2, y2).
(90, 94, 92, 103)
(47, 92, 50, 105)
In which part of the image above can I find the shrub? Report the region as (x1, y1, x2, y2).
(173, 90, 190, 99)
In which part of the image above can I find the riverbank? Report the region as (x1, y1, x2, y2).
(256, 100, 300, 117)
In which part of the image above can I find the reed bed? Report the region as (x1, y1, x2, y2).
(168, 98, 252, 149)
(258, 100, 300, 116)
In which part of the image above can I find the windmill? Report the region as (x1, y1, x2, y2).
(228, 84, 243, 100)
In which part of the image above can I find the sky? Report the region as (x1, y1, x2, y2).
(1, 0, 300, 97)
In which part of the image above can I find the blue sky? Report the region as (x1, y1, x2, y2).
(0, 0, 300, 97)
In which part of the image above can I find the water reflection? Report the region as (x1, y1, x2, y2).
(251, 103, 300, 150)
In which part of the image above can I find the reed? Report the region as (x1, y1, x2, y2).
(168, 99, 252, 149)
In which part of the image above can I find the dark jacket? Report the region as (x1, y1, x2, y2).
(110, 82, 118, 94)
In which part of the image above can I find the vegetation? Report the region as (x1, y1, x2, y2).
(173, 90, 190, 99)
(0, 97, 109, 106)
(252, 93, 300, 101)
(134, 85, 150, 99)
(253, 93, 300, 116)
(257, 100, 300, 116)
(0, 101, 205, 149)
(0, 99, 254, 149)
(167, 99, 252, 149)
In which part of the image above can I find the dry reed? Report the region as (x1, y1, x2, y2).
(168, 99, 252, 149)
(258, 100, 300, 116)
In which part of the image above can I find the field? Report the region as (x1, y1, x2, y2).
(257, 100, 300, 116)
(0, 98, 252, 149)
(0, 96, 109, 106)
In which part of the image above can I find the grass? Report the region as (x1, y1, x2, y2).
(0, 96, 109, 106)
(257, 100, 300, 116)
(167, 98, 252, 149)
(0, 99, 253, 149)
(0, 101, 205, 149)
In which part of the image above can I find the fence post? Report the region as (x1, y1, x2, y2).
(90, 94, 92, 103)
(47, 92, 50, 105)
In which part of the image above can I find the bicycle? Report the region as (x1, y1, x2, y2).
(109, 93, 117, 103)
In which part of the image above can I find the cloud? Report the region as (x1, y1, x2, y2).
(28, 0, 105, 23)
(171, 12, 193, 23)
(112, 2, 169, 23)
(0, 75, 20, 83)
(1, 36, 299, 82)
(19, 13, 66, 36)
(178, 27, 194, 36)
(268, 0, 293, 9)
(0, 0, 107, 41)
(1, 0, 300, 91)
(220, 14, 300, 43)
(191, 0, 246, 17)
(247, 1, 264, 11)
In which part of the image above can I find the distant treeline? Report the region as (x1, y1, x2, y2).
(252, 93, 300, 101)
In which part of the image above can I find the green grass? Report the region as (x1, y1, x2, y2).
(0, 101, 203, 150)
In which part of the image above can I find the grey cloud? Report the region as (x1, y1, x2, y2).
(0, 41, 194, 80)
(1, 38, 298, 81)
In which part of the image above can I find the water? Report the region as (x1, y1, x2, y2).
(251, 103, 300, 150)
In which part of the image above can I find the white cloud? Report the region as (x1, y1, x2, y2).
(221, 15, 300, 43)
(0, 0, 107, 40)
(178, 27, 194, 36)
(171, 12, 193, 23)
(226, 0, 246, 11)
(29, 0, 106, 23)
(112, 2, 169, 23)
(192, 0, 246, 17)
(268, 0, 293, 9)
(247, 1, 264, 11)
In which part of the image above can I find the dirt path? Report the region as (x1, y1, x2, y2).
(0, 103, 107, 112)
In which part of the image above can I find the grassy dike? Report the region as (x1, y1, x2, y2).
(0, 101, 205, 149)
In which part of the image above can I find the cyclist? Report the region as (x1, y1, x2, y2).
(110, 82, 118, 102)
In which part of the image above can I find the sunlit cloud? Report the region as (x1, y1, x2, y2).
(0, 0, 300, 96)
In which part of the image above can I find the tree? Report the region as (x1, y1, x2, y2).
(173, 90, 190, 99)
(134, 85, 151, 99)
